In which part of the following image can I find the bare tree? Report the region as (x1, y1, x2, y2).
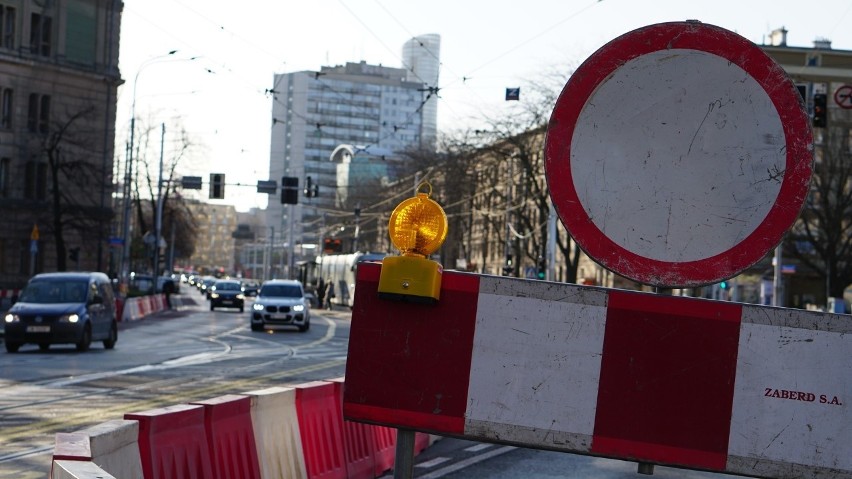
(38, 103, 113, 271)
(788, 127, 852, 299)
(128, 117, 200, 273)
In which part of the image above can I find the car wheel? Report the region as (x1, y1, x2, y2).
(239, 305, 244, 313)
(298, 320, 310, 332)
(5, 341, 21, 353)
(39, 342, 50, 351)
(251, 322, 263, 332)
(76, 324, 92, 352)
(103, 322, 117, 349)
(210, 303, 215, 311)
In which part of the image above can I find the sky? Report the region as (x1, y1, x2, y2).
(118, 0, 852, 212)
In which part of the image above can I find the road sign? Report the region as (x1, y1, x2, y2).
(835, 85, 852, 109)
(545, 21, 813, 287)
(345, 263, 852, 478)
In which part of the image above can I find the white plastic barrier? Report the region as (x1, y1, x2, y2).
(244, 386, 308, 479)
(51, 419, 143, 479)
(52, 460, 117, 479)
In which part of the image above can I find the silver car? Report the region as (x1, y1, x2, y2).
(250, 280, 310, 332)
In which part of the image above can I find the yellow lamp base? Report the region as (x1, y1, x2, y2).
(377, 255, 442, 304)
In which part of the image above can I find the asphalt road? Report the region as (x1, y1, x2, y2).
(0, 292, 350, 478)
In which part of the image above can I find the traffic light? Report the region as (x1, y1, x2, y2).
(323, 238, 342, 253)
(720, 281, 728, 290)
(502, 255, 513, 276)
(537, 258, 546, 280)
(209, 173, 225, 199)
(813, 93, 827, 128)
(304, 176, 318, 198)
(281, 176, 298, 204)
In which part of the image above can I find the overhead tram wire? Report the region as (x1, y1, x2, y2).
(442, 0, 605, 92)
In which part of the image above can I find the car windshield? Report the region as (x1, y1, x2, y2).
(216, 282, 241, 291)
(260, 284, 302, 298)
(20, 280, 88, 304)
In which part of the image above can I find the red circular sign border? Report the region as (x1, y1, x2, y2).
(835, 85, 852, 109)
(545, 22, 813, 287)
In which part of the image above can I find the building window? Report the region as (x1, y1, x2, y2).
(1, 87, 10, 128)
(27, 93, 49, 133)
(0, 157, 8, 197)
(0, 5, 15, 49)
(29, 12, 51, 56)
(24, 160, 47, 200)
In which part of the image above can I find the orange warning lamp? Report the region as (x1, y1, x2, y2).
(378, 181, 448, 304)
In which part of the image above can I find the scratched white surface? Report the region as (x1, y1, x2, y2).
(728, 308, 852, 471)
(465, 288, 607, 443)
(571, 49, 786, 262)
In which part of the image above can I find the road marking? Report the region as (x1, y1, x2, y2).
(415, 446, 516, 479)
(415, 457, 451, 468)
(464, 443, 493, 452)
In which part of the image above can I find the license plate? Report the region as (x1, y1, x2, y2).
(27, 325, 50, 333)
(221, 300, 232, 305)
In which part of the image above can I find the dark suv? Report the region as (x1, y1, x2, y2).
(209, 279, 245, 312)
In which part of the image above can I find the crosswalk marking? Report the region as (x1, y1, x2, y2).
(464, 443, 493, 452)
(415, 457, 451, 468)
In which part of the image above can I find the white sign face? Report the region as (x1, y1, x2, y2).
(572, 49, 784, 262)
(545, 22, 813, 287)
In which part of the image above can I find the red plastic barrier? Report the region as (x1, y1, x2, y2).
(294, 381, 346, 479)
(372, 426, 397, 476)
(125, 404, 214, 479)
(414, 432, 430, 455)
(115, 298, 125, 323)
(191, 394, 261, 479)
(329, 379, 375, 479)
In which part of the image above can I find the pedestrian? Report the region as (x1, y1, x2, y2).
(324, 281, 335, 310)
(315, 278, 326, 309)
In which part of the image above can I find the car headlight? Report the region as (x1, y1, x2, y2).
(4, 313, 19, 323)
(253, 303, 265, 311)
(293, 304, 305, 312)
(236, 294, 245, 300)
(210, 293, 219, 299)
(59, 313, 80, 323)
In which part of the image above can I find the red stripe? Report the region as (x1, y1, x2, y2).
(592, 290, 742, 470)
(343, 403, 464, 435)
(344, 263, 479, 435)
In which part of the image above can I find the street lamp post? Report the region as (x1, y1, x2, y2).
(119, 50, 177, 292)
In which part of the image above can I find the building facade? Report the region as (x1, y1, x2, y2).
(402, 33, 440, 148)
(267, 57, 434, 276)
(182, 201, 237, 276)
(0, 0, 123, 289)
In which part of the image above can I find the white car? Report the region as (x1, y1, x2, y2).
(250, 280, 310, 332)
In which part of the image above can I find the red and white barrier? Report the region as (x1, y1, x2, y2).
(344, 262, 852, 479)
(294, 381, 347, 479)
(243, 386, 308, 479)
(190, 394, 261, 479)
(124, 404, 214, 479)
(121, 294, 168, 322)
